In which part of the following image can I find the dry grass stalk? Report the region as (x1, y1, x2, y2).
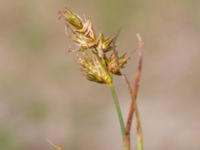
(123, 34, 144, 150)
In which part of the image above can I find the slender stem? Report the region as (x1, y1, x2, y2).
(135, 104, 143, 150)
(123, 134, 131, 150)
(134, 33, 144, 150)
(108, 83, 130, 150)
(108, 83, 125, 136)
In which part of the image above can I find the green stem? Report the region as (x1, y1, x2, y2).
(108, 83, 125, 136)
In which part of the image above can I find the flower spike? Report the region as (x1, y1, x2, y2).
(61, 8, 129, 84)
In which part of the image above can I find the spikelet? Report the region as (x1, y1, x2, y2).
(77, 53, 112, 84)
(108, 52, 129, 75)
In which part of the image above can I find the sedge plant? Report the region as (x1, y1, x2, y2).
(58, 8, 144, 150)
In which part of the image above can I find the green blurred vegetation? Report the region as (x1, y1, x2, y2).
(24, 100, 49, 122)
(0, 128, 21, 150)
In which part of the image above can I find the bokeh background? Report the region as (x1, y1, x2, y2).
(0, 0, 200, 150)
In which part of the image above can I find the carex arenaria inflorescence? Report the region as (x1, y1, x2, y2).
(59, 8, 129, 85)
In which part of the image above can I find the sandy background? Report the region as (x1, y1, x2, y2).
(0, 0, 200, 149)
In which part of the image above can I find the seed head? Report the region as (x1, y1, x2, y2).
(61, 8, 130, 84)
(78, 54, 112, 84)
(62, 8, 83, 29)
(108, 52, 129, 75)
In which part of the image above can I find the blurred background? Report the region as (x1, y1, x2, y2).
(0, 0, 200, 150)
